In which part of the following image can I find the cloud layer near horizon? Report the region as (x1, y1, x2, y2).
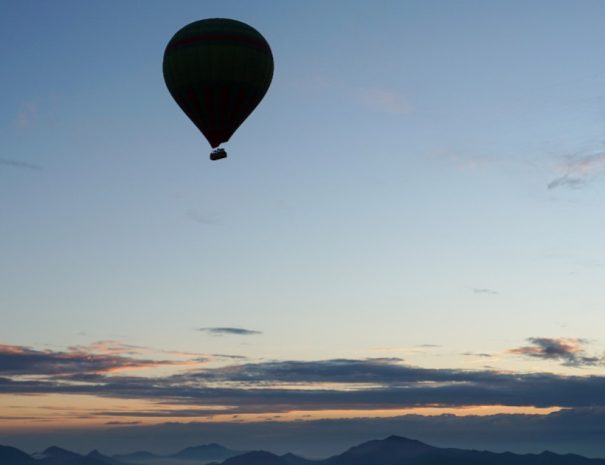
(2, 341, 605, 419)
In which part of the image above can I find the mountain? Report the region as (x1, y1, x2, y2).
(34, 447, 122, 465)
(111, 451, 160, 463)
(324, 436, 433, 465)
(329, 436, 605, 465)
(86, 450, 122, 465)
(0, 445, 36, 465)
(212, 436, 605, 465)
(171, 443, 242, 461)
(3, 437, 605, 465)
(213, 451, 314, 465)
(40, 447, 82, 461)
(280, 452, 315, 465)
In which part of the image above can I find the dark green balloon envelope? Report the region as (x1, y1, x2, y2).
(163, 18, 274, 149)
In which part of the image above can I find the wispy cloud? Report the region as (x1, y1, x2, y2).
(563, 152, 605, 173)
(0, 343, 190, 376)
(105, 420, 141, 425)
(473, 288, 498, 295)
(358, 87, 410, 114)
(547, 175, 585, 190)
(462, 352, 493, 358)
(0, 158, 43, 171)
(510, 337, 603, 367)
(198, 327, 262, 336)
(548, 151, 605, 189)
(68, 340, 211, 362)
(14, 101, 38, 129)
(186, 209, 218, 225)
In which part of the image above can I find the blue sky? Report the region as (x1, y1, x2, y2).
(2, 0, 605, 456)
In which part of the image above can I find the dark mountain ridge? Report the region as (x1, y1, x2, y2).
(322, 436, 605, 465)
(3, 436, 605, 465)
(215, 436, 605, 465)
(171, 443, 241, 460)
(0, 445, 36, 465)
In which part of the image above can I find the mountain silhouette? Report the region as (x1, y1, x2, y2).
(111, 451, 160, 462)
(31, 446, 121, 465)
(86, 450, 121, 465)
(214, 436, 605, 465)
(323, 436, 605, 465)
(171, 443, 242, 460)
(211, 451, 313, 465)
(41, 447, 82, 460)
(4, 437, 605, 465)
(324, 435, 434, 465)
(0, 445, 36, 465)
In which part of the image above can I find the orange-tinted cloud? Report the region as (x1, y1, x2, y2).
(510, 338, 603, 367)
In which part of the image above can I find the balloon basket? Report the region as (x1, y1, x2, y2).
(210, 148, 227, 161)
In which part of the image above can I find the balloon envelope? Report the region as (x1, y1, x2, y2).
(163, 18, 274, 148)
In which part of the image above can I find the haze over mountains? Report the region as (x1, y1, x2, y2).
(3, 436, 605, 465)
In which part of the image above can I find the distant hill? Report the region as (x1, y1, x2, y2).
(212, 436, 605, 465)
(40, 447, 82, 461)
(210, 450, 314, 465)
(111, 451, 160, 463)
(0, 445, 36, 465)
(171, 443, 242, 461)
(329, 436, 605, 465)
(30, 446, 123, 465)
(4, 436, 605, 465)
(86, 450, 122, 465)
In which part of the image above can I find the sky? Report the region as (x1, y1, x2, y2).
(2, 0, 605, 458)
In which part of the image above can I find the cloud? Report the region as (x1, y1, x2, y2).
(186, 209, 218, 225)
(510, 338, 603, 367)
(211, 353, 249, 360)
(462, 352, 493, 358)
(104, 421, 141, 425)
(358, 88, 410, 114)
(563, 152, 605, 173)
(547, 151, 605, 189)
(0, 158, 43, 171)
(5, 350, 605, 414)
(547, 175, 585, 190)
(0, 343, 186, 376)
(198, 327, 262, 336)
(14, 101, 38, 128)
(473, 288, 498, 295)
(65, 340, 211, 362)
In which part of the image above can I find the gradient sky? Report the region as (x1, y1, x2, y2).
(2, 0, 605, 458)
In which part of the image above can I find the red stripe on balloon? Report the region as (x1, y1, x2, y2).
(167, 34, 269, 52)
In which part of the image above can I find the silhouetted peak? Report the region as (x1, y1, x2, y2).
(353, 435, 433, 451)
(112, 450, 158, 460)
(43, 446, 81, 458)
(327, 435, 436, 465)
(384, 435, 427, 445)
(218, 450, 288, 465)
(173, 443, 240, 460)
(0, 446, 35, 465)
(87, 449, 111, 459)
(243, 451, 278, 458)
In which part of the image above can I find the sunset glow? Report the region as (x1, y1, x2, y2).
(3, 0, 605, 459)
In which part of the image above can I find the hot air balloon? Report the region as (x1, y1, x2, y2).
(163, 18, 274, 161)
